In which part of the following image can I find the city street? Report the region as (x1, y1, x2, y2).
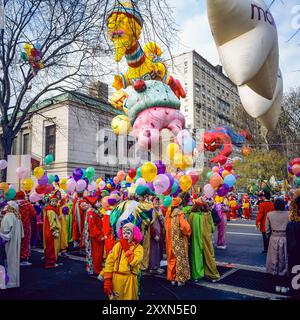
(0, 219, 291, 301)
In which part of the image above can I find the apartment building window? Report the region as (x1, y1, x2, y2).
(22, 133, 30, 154)
(45, 125, 56, 159)
(11, 137, 18, 155)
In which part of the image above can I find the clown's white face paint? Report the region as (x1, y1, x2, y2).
(122, 229, 133, 242)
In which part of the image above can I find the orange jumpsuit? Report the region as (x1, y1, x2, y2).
(165, 208, 191, 282)
(102, 210, 115, 256)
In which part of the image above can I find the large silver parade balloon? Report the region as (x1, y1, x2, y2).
(206, 0, 282, 131)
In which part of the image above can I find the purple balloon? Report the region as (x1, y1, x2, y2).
(62, 207, 69, 215)
(288, 165, 294, 174)
(108, 198, 117, 206)
(83, 177, 89, 185)
(219, 167, 224, 175)
(38, 175, 48, 186)
(154, 160, 166, 174)
(145, 182, 154, 191)
(73, 168, 83, 181)
(217, 184, 230, 197)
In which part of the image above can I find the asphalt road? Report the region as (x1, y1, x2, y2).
(0, 217, 294, 301)
(214, 218, 266, 267)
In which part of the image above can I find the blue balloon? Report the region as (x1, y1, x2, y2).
(224, 174, 236, 188)
(182, 137, 196, 154)
(54, 175, 59, 183)
(35, 42, 42, 50)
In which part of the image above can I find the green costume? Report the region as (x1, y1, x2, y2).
(66, 202, 73, 243)
(189, 211, 220, 280)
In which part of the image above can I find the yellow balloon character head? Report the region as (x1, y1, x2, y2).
(110, 90, 128, 111)
(107, 2, 143, 62)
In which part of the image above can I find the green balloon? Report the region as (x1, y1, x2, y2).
(45, 154, 54, 165)
(5, 188, 16, 201)
(163, 196, 172, 207)
(206, 171, 213, 180)
(48, 174, 55, 184)
(20, 51, 28, 61)
(86, 167, 95, 178)
(82, 169, 87, 178)
(295, 177, 300, 187)
(136, 167, 141, 178)
(121, 181, 127, 188)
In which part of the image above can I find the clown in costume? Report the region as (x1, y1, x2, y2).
(72, 192, 88, 248)
(55, 190, 68, 254)
(83, 197, 104, 276)
(43, 196, 61, 269)
(15, 191, 36, 265)
(103, 223, 143, 300)
(229, 196, 238, 221)
(165, 197, 191, 286)
(189, 198, 220, 281)
(242, 196, 251, 220)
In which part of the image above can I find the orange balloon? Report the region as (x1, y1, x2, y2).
(210, 173, 223, 188)
(222, 170, 230, 178)
(117, 170, 126, 181)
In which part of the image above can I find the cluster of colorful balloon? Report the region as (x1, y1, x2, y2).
(0, 182, 16, 201)
(20, 42, 44, 75)
(288, 158, 300, 187)
(203, 163, 237, 198)
(166, 130, 196, 171)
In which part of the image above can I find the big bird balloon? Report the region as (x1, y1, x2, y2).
(106, 0, 186, 99)
(106, 1, 188, 150)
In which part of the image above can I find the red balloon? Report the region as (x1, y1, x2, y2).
(218, 155, 227, 165)
(30, 47, 39, 57)
(224, 163, 233, 172)
(128, 168, 136, 179)
(291, 158, 300, 166)
(193, 194, 198, 199)
(188, 171, 199, 185)
(36, 185, 46, 194)
(44, 184, 53, 194)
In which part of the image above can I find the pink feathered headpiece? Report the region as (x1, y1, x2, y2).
(117, 223, 143, 243)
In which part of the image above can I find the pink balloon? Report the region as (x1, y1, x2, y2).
(187, 170, 199, 185)
(212, 166, 219, 173)
(136, 178, 146, 186)
(98, 181, 106, 190)
(88, 181, 96, 192)
(292, 164, 300, 175)
(153, 174, 170, 195)
(203, 184, 215, 198)
(76, 179, 87, 192)
(16, 167, 26, 179)
(113, 177, 120, 185)
(210, 172, 223, 188)
(0, 160, 8, 170)
(66, 178, 76, 193)
(29, 192, 41, 203)
(117, 170, 126, 181)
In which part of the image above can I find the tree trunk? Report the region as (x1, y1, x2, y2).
(1, 132, 14, 182)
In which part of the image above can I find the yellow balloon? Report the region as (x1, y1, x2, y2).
(167, 143, 180, 161)
(126, 175, 134, 183)
(96, 178, 103, 185)
(60, 183, 67, 191)
(60, 178, 67, 185)
(141, 162, 157, 182)
(111, 115, 132, 135)
(33, 166, 44, 179)
(183, 155, 193, 168)
(0, 182, 9, 193)
(179, 175, 192, 192)
(215, 196, 224, 203)
(222, 170, 230, 178)
(22, 178, 34, 191)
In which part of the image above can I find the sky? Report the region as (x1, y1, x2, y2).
(167, 0, 300, 93)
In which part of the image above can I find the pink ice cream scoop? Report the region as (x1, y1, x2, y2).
(125, 80, 186, 149)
